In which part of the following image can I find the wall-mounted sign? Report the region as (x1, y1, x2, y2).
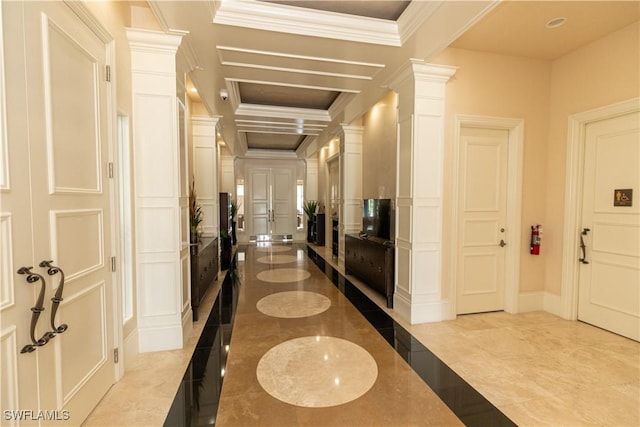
(614, 189, 633, 207)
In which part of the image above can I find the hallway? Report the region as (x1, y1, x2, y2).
(85, 242, 639, 426)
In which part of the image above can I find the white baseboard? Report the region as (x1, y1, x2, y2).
(182, 307, 193, 346)
(517, 291, 563, 316)
(138, 324, 184, 353)
(518, 291, 545, 312)
(394, 292, 452, 324)
(543, 292, 563, 317)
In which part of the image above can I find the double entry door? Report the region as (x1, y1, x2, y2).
(1, 2, 114, 425)
(248, 167, 295, 239)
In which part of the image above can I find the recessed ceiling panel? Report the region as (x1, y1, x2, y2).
(239, 82, 339, 110)
(246, 133, 305, 151)
(262, 0, 411, 21)
(217, 46, 384, 81)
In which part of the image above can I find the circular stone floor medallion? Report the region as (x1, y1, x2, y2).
(256, 268, 311, 283)
(257, 291, 331, 318)
(256, 336, 378, 408)
(256, 246, 291, 253)
(256, 254, 299, 265)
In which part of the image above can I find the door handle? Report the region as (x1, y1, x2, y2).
(499, 239, 507, 247)
(579, 228, 590, 264)
(39, 260, 68, 335)
(18, 267, 52, 353)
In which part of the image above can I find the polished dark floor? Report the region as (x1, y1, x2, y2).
(164, 244, 515, 426)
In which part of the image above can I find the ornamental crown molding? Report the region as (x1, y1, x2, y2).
(213, 0, 401, 46)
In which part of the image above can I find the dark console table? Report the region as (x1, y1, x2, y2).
(190, 237, 218, 321)
(345, 234, 394, 308)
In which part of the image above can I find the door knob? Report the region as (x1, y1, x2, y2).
(499, 239, 507, 247)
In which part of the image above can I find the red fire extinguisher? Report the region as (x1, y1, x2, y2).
(530, 225, 542, 255)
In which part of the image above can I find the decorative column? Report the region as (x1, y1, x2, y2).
(388, 60, 457, 324)
(127, 28, 188, 352)
(192, 116, 220, 237)
(339, 125, 363, 268)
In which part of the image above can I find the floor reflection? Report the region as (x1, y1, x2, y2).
(164, 258, 239, 427)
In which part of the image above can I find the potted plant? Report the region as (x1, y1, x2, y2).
(303, 200, 318, 243)
(189, 178, 203, 243)
(230, 200, 240, 245)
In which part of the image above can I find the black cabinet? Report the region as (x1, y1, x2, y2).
(331, 218, 339, 258)
(190, 237, 218, 321)
(345, 234, 394, 308)
(219, 192, 232, 234)
(313, 213, 325, 246)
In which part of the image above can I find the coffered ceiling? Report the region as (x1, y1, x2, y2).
(148, 0, 639, 157)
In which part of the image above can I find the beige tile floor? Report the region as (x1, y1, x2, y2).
(216, 244, 462, 426)
(312, 244, 640, 427)
(85, 243, 640, 426)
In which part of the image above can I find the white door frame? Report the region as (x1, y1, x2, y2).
(450, 114, 524, 317)
(560, 97, 639, 320)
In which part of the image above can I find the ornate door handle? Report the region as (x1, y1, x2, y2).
(18, 267, 52, 353)
(579, 228, 590, 264)
(39, 260, 68, 334)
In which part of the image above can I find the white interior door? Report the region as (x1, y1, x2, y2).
(578, 111, 640, 341)
(247, 167, 295, 239)
(249, 168, 270, 236)
(1, 2, 114, 425)
(272, 168, 294, 235)
(456, 127, 509, 314)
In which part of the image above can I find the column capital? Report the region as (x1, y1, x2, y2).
(126, 28, 185, 53)
(387, 59, 457, 91)
(339, 124, 364, 137)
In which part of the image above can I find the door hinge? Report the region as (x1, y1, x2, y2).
(113, 348, 119, 364)
(106, 65, 111, 82)
(108, 162, 114, 178)
(111, 256, 116, 272)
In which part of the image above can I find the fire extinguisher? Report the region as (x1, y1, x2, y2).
(530, 225, 542, 255)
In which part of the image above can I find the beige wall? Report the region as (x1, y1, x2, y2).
(432, 48, 552, 295)
(362, 91, 398, 199)
(544, 21, 640, 296)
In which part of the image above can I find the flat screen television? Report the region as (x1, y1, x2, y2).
(362, 198, 392, 240)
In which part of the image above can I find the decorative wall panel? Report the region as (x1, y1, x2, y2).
(0, 213, 14, 310)
(0, 326, 19, 416)
(463, 219, 499, 246)
(461, 253, 498, 295)
(45, 19, 101, 194)
(134, 94, 175, 198)
(139, 261, 178, 318)
(138, 207, 177, 254)
(589, 261, 638, 315)
(50, 209, 103, 283)
(593, 222, 640, 258)
(58, 281, 107, 404)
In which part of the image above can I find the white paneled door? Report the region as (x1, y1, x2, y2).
(1, 2, 114, 425)
(578, 111, 640, 341)
(248, 167, 295, 239)
(456, 127, 509, 314)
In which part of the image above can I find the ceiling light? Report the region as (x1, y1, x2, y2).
(189, 87, 198, 93)
(546, 17, 567, 29)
